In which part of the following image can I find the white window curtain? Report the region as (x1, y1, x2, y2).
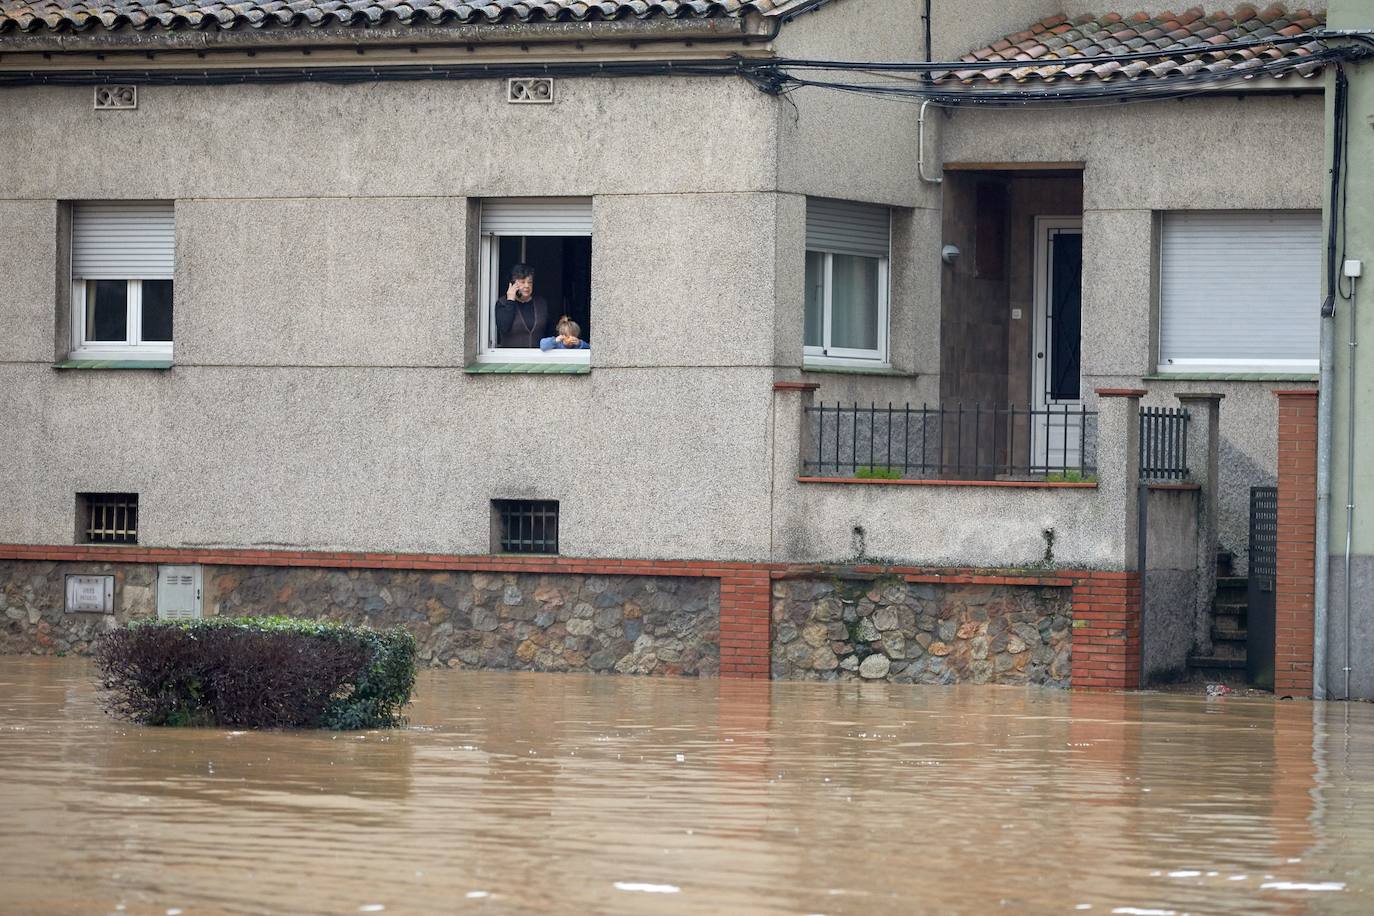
(1159, 210, 1320, 371)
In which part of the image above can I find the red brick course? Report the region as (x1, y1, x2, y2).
(1274, 390, 1318, 696)
(0, 543, 1142, 689)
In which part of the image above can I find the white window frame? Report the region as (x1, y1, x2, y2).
(70, 279, 173, 361)
(803, 251, 891, 367)
(802, 201, 891, 369)
(1155, 209, 1320, 375)
(476, 198, 592, 366)
(69, 201, 175, 361)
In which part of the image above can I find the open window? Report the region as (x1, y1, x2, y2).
(804, 198, 890, 367)
(477, 198, 592, 364)
(70, 202, 175, 361)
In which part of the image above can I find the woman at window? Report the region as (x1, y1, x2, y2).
(494, 263, 551, 348)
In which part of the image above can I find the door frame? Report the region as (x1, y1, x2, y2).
(1031, 216, 1084, 469)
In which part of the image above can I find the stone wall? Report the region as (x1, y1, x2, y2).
(0, 560, 157, 654)
(210, 567, 719, 676)
(0, 560, 720, 677)
(771, 577, 1072, 687)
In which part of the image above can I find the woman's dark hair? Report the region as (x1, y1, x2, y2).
(511, 263, 535, 281)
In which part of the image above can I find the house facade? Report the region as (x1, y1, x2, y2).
(0, 0, 1328, 690)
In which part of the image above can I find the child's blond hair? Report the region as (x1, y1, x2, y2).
(556, 316, 581, 339)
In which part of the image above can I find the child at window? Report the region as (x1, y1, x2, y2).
(540, 316, 590, 351)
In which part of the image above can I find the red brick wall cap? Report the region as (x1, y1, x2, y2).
(1095, 387, 1147, 398)
(1274, 389, 1319, 398)
(774, 381, 821, 391)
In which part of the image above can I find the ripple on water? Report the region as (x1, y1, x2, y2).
(1, 660, 1373, 914)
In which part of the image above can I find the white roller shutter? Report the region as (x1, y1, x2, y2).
(1159, 211, 1320, 369)
(72, 201, 175, 280)
(806, 198, 890, 258)
(480, 197, 592, 235)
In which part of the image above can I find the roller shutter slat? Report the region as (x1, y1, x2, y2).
(1159, 211, 1320, 364)
(72, 202, 175, 280)
(480, 198, 592, 235)
(806, 198, 890, 258)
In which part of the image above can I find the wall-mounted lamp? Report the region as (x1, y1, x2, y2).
(941, 244, 961, 264)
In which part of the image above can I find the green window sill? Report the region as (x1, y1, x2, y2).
(53, 359, 174, 370)
(801, 363, 915, 378)
(464, 362, 590, 375)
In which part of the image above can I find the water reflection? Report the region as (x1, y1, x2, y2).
(1, 658, 1371, 914)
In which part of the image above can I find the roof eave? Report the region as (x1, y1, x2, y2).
(0, 15, 774, 56)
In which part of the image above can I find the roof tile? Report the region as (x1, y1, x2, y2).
(0, 0, 783, 32)
(939, 3, 1326, 87)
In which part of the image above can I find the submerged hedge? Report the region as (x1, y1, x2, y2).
(93, 617, 417, 730)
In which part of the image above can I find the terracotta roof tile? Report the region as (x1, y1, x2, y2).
(0, 0, 784, 32)
(940, 3, 1326, 86)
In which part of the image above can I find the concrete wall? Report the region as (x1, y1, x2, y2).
(1143, 486, 1200, 682)
(0, 75, 793, 562)
(936, 96, 1323, 572)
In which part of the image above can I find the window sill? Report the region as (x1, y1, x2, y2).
(802, 362, 911, 378)
(1144, 372, 1318, 382)
(54, 359, 173, 370)
(464, 361, 590, 375)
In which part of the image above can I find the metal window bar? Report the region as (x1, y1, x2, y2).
(498, 500, 559, 554)
(1139, 407, 1191, 481)
(802, 403, 1098, 480)
(82, 493, 138, 544)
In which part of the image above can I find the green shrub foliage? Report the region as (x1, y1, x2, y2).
(94, 617, 417, 730)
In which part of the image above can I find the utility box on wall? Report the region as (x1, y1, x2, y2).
(65, 575, 114, 613)
(157, 565, 202, 620)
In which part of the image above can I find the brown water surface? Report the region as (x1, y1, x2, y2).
(2, 657, 1373, 915)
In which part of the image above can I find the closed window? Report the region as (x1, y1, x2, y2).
(804, 198, 890, 365)
(1158, 210, 1320, 372)
(71, 202, 175, 360)
(478, 198, 592, 362)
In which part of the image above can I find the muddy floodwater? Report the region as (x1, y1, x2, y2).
(3, 659, 1374, 915)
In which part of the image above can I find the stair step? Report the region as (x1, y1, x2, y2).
(1188, 655, 1247, 670)
(1213, 601, 1248, 614)
(1215, 577, 1248, 590)
(1212, 626, 1248, 643)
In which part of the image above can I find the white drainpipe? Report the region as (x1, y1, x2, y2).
(918, 99, 942, 184)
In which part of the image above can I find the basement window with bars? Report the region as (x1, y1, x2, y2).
(79, 493, 139, 545)
(493, 500, 559, 555)
(70, 201, 176, 361)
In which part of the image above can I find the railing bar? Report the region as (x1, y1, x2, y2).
(956, 403, 963, 477)
(902, 404, 910, 475)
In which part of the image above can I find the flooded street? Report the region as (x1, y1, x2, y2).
(2, 658, 1373, 915)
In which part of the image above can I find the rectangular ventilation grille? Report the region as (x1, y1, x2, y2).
(81, 493, 139, 544)
(508, 78, 554, 104)
(494, 499, 559, 554)
(94, 86, 137, 110)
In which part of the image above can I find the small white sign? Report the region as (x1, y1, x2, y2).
(65, 575, 114, 614)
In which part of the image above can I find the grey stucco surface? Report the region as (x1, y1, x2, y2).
(0, 77, 777, 201)
(1143, 487, 1200, 680)
(1324, 555, 1374, 700)
(175, 197, 470, 368)
(0, 200, 58, 364)
(0, 363, 775, 560)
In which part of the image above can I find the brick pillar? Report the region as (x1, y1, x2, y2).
(718, 568, 771, 679)
(1070, 388, 1146, 690)
(1274, 389, 1318, 697)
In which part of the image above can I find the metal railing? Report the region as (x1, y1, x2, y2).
(802, 402, 1098, 480)
(1139, 406, 1190, 481)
